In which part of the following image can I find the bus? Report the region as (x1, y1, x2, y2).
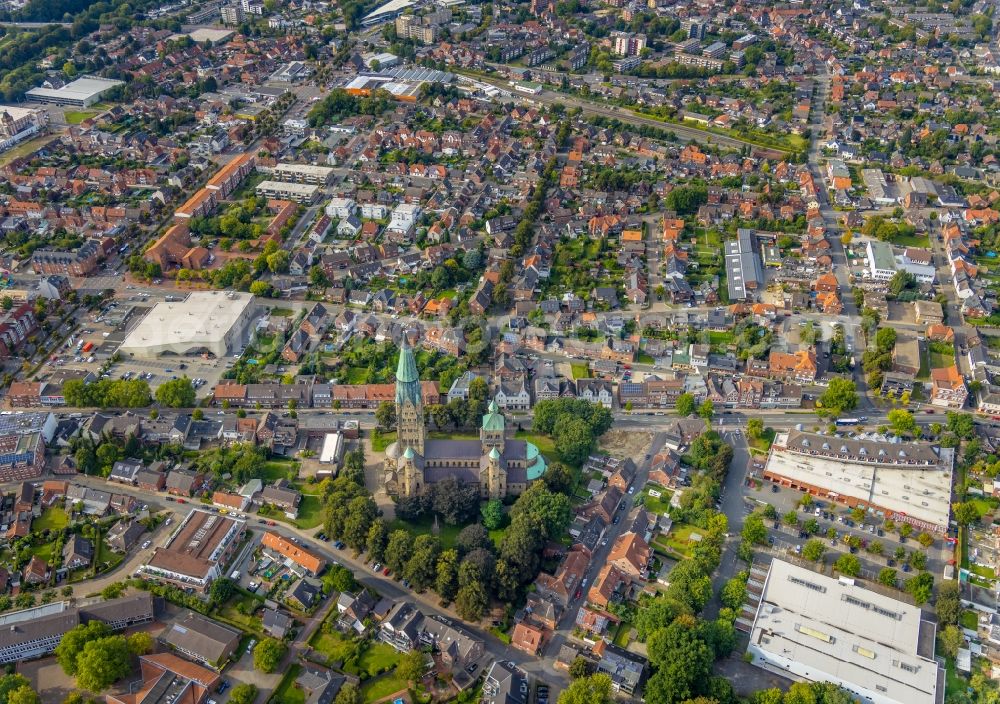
(835, 418, 861, 426)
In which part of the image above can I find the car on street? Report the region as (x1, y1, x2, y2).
(334, 541, 345, 549)
(373, 563, 382, 573)
(142, 541, 151, 549)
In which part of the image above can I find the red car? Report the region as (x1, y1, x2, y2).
(177, 498, 186, 504)
(267, 520, 276, 526)
(382, 567, 391, 576)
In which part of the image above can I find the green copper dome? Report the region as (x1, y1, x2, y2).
(403, 447, 415, 460)
(489, 446, 500, 460)
(395, 337, 421, 408)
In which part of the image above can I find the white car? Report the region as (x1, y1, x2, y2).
(142, 540, 152, 549)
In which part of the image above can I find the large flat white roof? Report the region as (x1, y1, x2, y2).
(119, 291, 253, 355)
(750, 559, 940, 704)
(256, 180, 319, 196)
(363, 0, 415, 21)
(26, 76, 123, 102)
(765, 432, 953, 530)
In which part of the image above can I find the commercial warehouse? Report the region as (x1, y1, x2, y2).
(26, 77, 124, 107)
(118, 291, 256, 359)
(762, 430, 954, 532)
(747, 559, 941, 704)
(724, 228, 764, 301)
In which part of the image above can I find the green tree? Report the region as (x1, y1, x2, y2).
(228, 684, 258, 704)
(834, 553, 861, 576)
(905, 572, 934, 605)
(938, 624, 963, 659)
(435, 549, 460, 602)
(557, 673, 613, 704)
(75, 636, 132, 692)
(917, 532, 934, 548)
(395, 649, 427, 683)
(334, 684, 363, 704)
(746, 418, 763, 440)
(0, 677, 34, 704)
(818, 378, 858, 414)
(326, 565, 356, 593)
(953, 501, 980, 526)
(155, 377, 196, 408)
(208, 577, 236, 604)
(404, 534, 441, 591)
(697, 399, 714, 421)
(802, 539, 826, 562)
(481, 499, 504, 529)
(675, 393, 695, 417)
(936, 581, 962, 625)
(887, 409, 916, 436)
(720, 576, 748, 610)
(568, 656, 593, 679)
(5, 685, 40, 704)
(252, 638, 286, 673)
(455, 580, 488, 621)
(741, 514, 767, 545)
(384, 530, 413, 576)
(375, 401, 396, 430)
(553, 415, 595, 466)
(56, 622, 111, 676)
(126, 632, 153, 656)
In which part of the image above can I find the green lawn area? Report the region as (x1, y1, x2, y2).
(371, 431, 396, 452)
(892, 233, 932, 248)
(261, 460, 298, 482)
(637, 353, 655, 364)
(271, 664, 304, 704)
(656, 523, 702, 558)
(64, 110, 98, 124)
(94, 536, 123, 574)
(570, 363, 591, 379)
(389, 515, 462, 549)
(343, 367, 369, 384)
(0, 134, 58, 167)
(361, 673, 408, 703)
(708, 331, 735, 346)
(310, 629, 355, 663)
(971, 498, 995, 518)
(750, 428, 777, 454)
(217, 599, 263, 635)
(612, 622, 631, 647)
(34, 507, 69, 532)
(269, 307, 295, 317)
(357, 642, 403, 677)
(916, 346, 930, 380)
(930, 351, 956, 369)
(961, 610, 979, 630)
(969, 563, 995, 580)
(945, 657, 967, 699)
(639, 485, 673, 515)
(293, 495, 324, 529)
(514, 431, 559, 465)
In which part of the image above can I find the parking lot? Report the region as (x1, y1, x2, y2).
(745, 476, 952, 581)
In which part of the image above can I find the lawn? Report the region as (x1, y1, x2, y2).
(708, 331, 735, 347)
(361, 673, 408, 703)
(34, 507, 69, 532)
(64, 110, 98, 124)
(94, 535, 123, 574)
(294, 495, 323, 530)
(514, 431, 559, 465)
(970, 498, 995, 518)
(371, 431, 396, 452)
(930, 351, 956, 369)
(271, 664, 304, 704)
(389, 515, 462, 549)
(357, 642, 403, 677)
(310, 629, 355, 663)
(612, 622, 631, 647)
(343, 367, 369, 384)
(570, 363, 591, 379)
(639, 485, 673, 515)
(961, 610, 979, 630)
(750, 428, 777, 454)
(638, 353, 655, 364)
(261, 460, 298, 482)
(891, 232, 932, 248)
(0, 135, 58, 166)
(217, 600, 263, 635)
(945, 657, 967, 699)
(656, 523, 702, 558)
(269, 307, 295, 317)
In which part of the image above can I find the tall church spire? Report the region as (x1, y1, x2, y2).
(395, 334, 424, 457)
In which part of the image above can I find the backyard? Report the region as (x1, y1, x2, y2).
(34, 507, 69, 532)
(651, 522, 701, 560)
(638, 485, 673, 515)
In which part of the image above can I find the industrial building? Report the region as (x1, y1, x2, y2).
(747, 559, 941, 704)
(724, 228, 764, 301)
(118, 292, 256, 359)
(762, 430, 954, 532)
(26, 76, 124, 107)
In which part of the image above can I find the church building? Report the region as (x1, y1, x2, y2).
(382, 339, 548, 498)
